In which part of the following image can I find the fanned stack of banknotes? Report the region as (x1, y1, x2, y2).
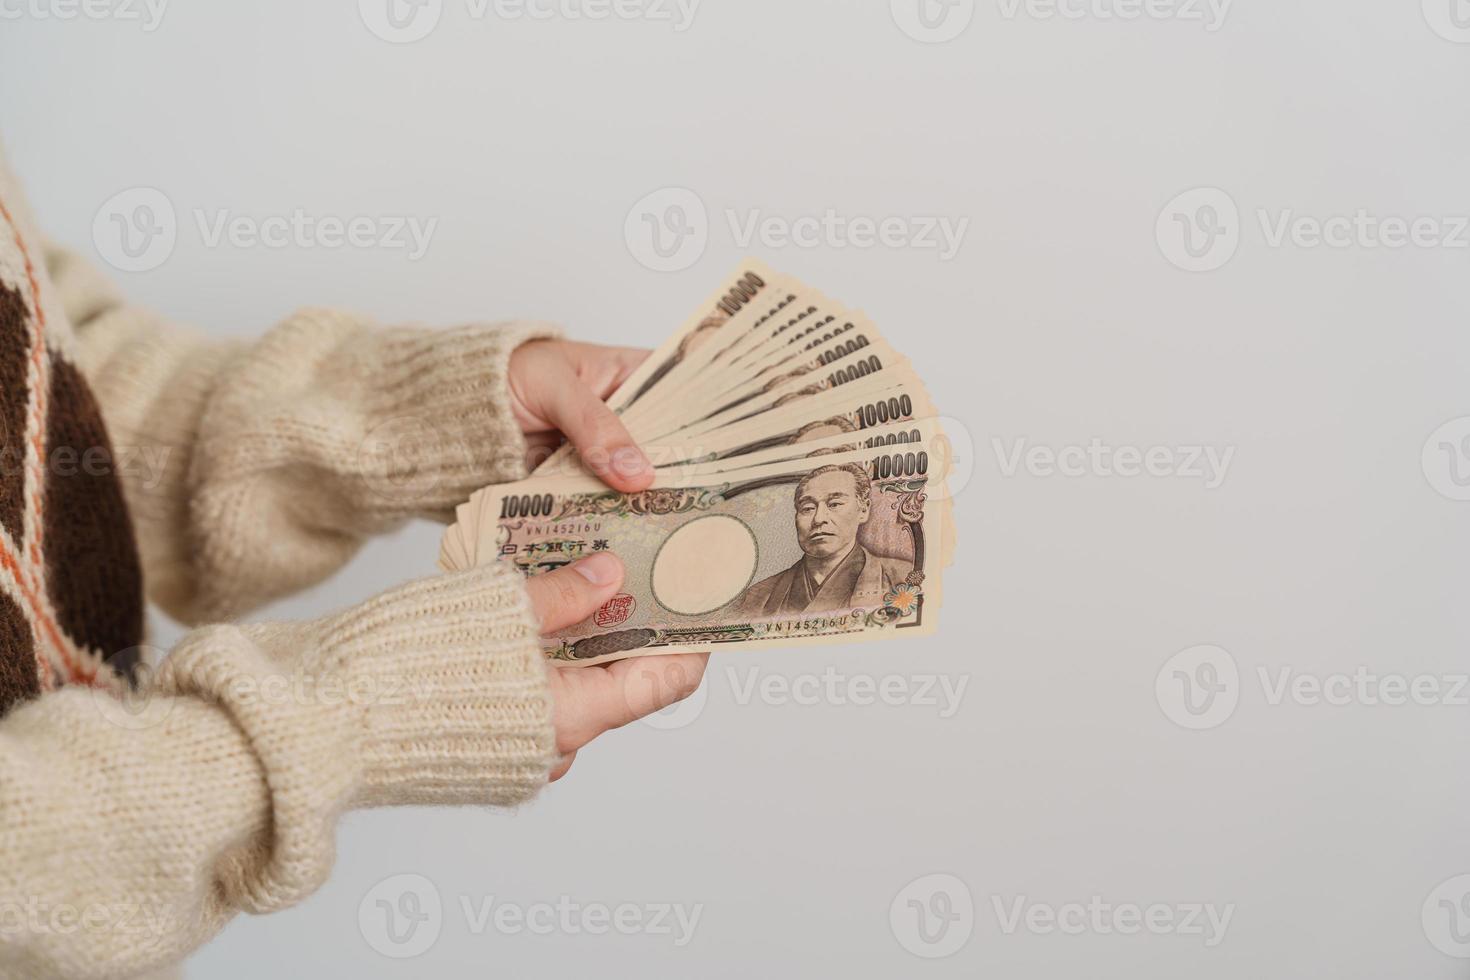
(439, 260, 955, 666)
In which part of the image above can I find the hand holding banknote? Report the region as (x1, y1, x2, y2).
(507, 339, 656, 492)
(506, 339, 709, 772)
(444, 261, 955, 668)
(523, 551, 709, 780)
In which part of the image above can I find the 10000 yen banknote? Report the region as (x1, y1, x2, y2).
(530, 260, 785, 477)
(440, 260, 955, 662)
(474, 435, 951, 665)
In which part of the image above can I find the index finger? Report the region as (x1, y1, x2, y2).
(540, 365, 654, 493)
(604, 653, 712, 732)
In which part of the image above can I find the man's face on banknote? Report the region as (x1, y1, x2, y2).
(794, 467, 869, 560)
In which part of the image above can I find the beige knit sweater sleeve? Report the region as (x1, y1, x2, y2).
(0, 234, 561, 978)
(0, 564, 556, 980)
(44, 246, 559, 625)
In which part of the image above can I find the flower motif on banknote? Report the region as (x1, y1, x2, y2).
(642, 488, 686, 515)
(883, 583, 922, 617)
(557, 487, 728, 520)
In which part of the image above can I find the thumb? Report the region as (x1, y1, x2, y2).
(523, 553, 625, 634)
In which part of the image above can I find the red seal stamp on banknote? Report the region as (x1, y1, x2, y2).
(595, 593, 636, 628)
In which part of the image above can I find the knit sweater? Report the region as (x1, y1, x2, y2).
(0, 155, 560, 979)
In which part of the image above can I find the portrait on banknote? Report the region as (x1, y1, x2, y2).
(731, 462, 914, 618)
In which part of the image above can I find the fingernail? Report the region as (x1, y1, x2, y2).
(582, 447, 612, 473)
(573, 552, 622, 586)
(611, 445, 651, 478)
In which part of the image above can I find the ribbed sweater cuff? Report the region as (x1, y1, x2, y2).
(157, 565, 554, 912)
(355, 318, 562, 521)
(330, 565, 556, 808)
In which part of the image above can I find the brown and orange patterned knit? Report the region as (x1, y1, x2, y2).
(0, 196, 143, 710)
(0, 152, 558, 980)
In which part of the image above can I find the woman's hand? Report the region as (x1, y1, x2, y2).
(508, 339, 656, 492)
(523, 552, 709, 781)
(510, 342, 702, 780)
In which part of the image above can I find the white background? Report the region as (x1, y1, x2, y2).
(4, 0, 1470, 976)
